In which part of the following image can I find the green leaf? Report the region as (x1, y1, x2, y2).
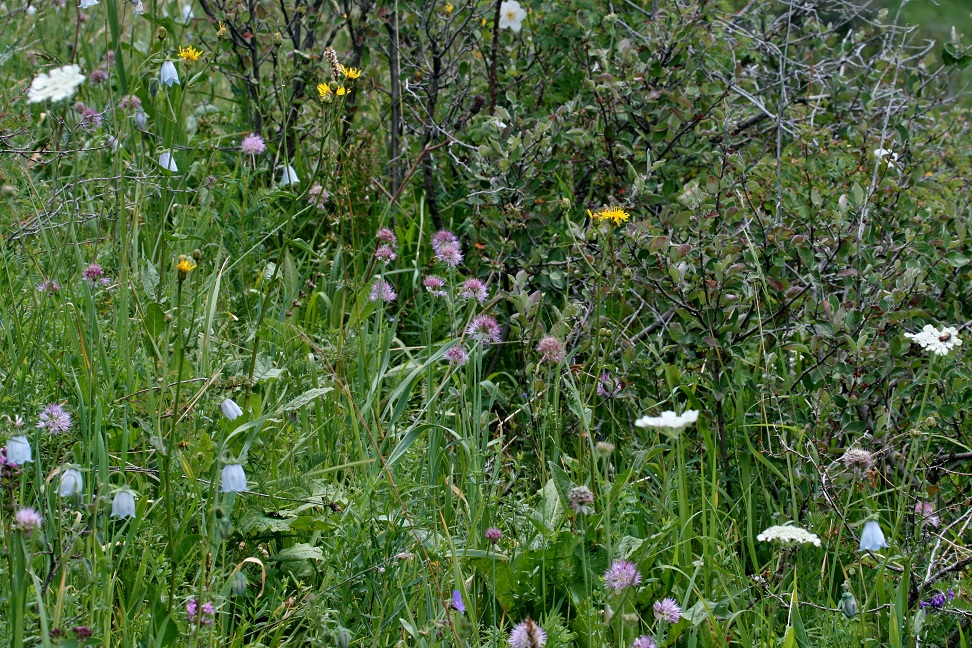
(142, 261, 159, 299)
(271, 543, 325, 561)
(279, 387, 333, 413)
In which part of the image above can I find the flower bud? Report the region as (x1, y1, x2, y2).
(156, 26, 167, 42)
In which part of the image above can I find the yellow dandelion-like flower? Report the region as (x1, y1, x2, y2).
(587, 207, 630, 226)
(444, 2, 454, 13)
(317, 83, 332, 99)
(178, 45, 203, 65)
(336, 86, 348, 96)
(340, 65, 362, 80)
(176, 256, 197, 280)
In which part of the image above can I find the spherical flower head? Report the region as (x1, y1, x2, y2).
(82, 263, 104, 284)
(221, 464, 247, 493)
(466, 314, 501, 345)
(604, 559, 642, 594)
(915, 501, 940, 528)
(451, 590, 465, 614)
(859, 519, 889, 552)
(72, 627, 93, 639)
(536, 336, 565, 364)
(375, 245, 397, 264)
(597, 373, 621, 398)
(37, 279, 61, 293)
(485, 526, 502, 543)
(375, 227, 397, 246)
(904, 324, 962, 356)
(432, 230, 459, 252)
(757, 524, 821, 547)
(631, 636, 658, 648)
(423, 275, 447, 296)
(369, 279, 397, 303)
(111, 490, 137, 518)
(88, 68, 108, 84)
(27, 64, 86, 103)
(635, 409, 699, 431)
(15, 507, 43, 534)
(118, 94, 142, 111)
(498, 0, 527, 32)
(445, 345, 469, 366)
(435, 242, 463, 267)
(461, 278, 489, 303)
(508, 618, 546, 648)
(308, 184, 330, 209)
(6, 435, 33, 464)
(587, 206, 631, 226)
(178, 45, 203, 66)
(221, 398, 243, 421)
(653, 598, 681, 623)
(840, 448, 874, 475)
(567, 485, 594, 514)
(59, 468, 83, 497)
(79, 107, 102, 131)
(241, 133, 266, 156)
(38, 403, 72, 434)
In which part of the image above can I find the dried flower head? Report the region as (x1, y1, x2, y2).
(567, 485, 594, 514)
(840, 448, 874, 475)
(323, 46, 341, 81)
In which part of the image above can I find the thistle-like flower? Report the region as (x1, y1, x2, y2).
(653, 598, 681, 623)
(37, 403, 72, 434)
(604, 559, 642, 594)
(508, 618, 546, 648)
(15, 508, 43, 534)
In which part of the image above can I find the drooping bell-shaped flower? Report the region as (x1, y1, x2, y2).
(79, 0, 100, 8)
(221, 464, 247, 493)
(840, 590, 858, 618)
(859, 519, 889, 552)
(159, 151, 178, 173)
(160, 61, 180, 87)
(111, 490, 137, 518)
(6, 435, 33, 464)
(134, 109, 147, 129)
(220, 398, 243, 421)
(59, 468, 83, 497)
(278, 165, 300, 187)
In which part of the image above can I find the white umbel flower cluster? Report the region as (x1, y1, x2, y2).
(904, 324, 962, 356)
(635, 409, 699, 430)
(27, 64, 86, 103)
(757, 524, 821, 547)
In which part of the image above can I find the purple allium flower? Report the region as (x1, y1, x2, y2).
(631, 637, 658, 648)
(72, 627, 93, 639)
(435, 242, 463, 267)
(37, 403, 72, 434)
(423, 275, 447, 296)
(369, 279, 397, 303)
(118, 94, 142, 111)
(508, 618, 546, 648)
(376, 227, 397, 246)
(604, 559, 642, 594)
(15, 507, 42, 534)
(445, 345, 469, 366)
(82, 263, 104, 284)
(88, 69, 108, 84)
(485, 527, 502, 543)
(431, 229, 458, 252)
(567, 485, 594, 514)
(374, 245, 397, 264)
(461, 278, 489, 303)
(597, 372, 621, 398)
(308, 184, 330, 209)
(536, 336, 565, 364)
(466, 314, 501, 345)
(915, 501, 940, 528)
(80, 108, 102, 131)
(653, 598, 681, 623)
(240, 133, 266, 155)
(451, 590, 465, 614)
(37, 279, 61, 293)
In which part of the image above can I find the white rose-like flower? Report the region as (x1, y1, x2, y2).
(757, 524, 821, 547)
(904, 324, 962, 356)
(635, 409, 699, 430)
(498, 0, 527, 32)
(27, 64, 86, 103)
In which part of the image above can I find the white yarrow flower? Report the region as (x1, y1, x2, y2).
(160, 61, 180, 86)
(279, 165, 300, 186)
(904, 324, 962, 356)
(498, 0, 527, 32)
(757, 524, 821, 547)
(159, 151, 179, 173)
(221, 398, 243, 421)
(27, 64, 86, 103)
(111, 490, 137, 518)
(635, 409, 699, 430)
(221, 464, 247, 493)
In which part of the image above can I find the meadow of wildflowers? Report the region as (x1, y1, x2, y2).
(2, 0, 972, 646)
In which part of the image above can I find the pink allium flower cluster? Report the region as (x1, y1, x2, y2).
(631, 637, 658, 648)
(88, 69, 108, 84)
(376, 227, 397, 246)
(369, 279, 397, 303)
(423, 275, 447, 296)
(374, 245, 397, 264)
(445, 345, 469, 366)
(37, 403, 72, 434)
(509, 618, 546, 648)
(37, 279, 61, 293)
(604, 559, 642, 594)
(435, 242, 463, 267)
(461, 278, 488, 303)
(653, 598, 681, 623)
(308, 184, 330, 210)
(536, 336, 565, 364)
(915, 501, 940, 528)
(118, 95, 142, 111)
(240, 133, 266, 155)
(466, 314, 501, 345)
(597, 372, 621, 398)
(15, 507, 43, 534)
(485, 527, 502, 543)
